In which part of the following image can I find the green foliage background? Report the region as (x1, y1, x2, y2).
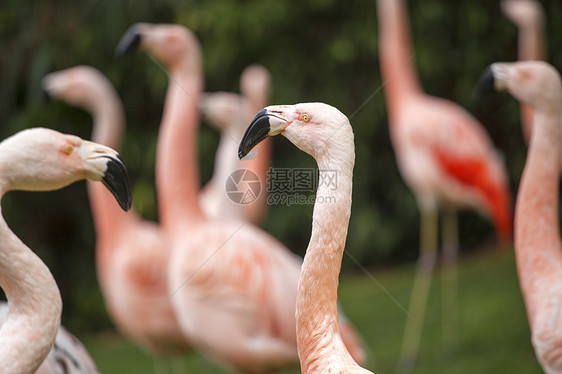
(0, 0, 561, 332)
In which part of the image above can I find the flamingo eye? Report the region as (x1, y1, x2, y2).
(302, 113, 310, 123)
(64, 145, 74, 155)
(519, 69, 531, 80)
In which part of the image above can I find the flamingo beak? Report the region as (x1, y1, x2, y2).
(238, 107, 288, 159)
(42, 87, 52, 103)
(473, 65, 496, 100)
(238, 109, 271, 159)
(115, 25, 142, 57)
(101, 155, 133, 211)
(474, 63, 510, 100)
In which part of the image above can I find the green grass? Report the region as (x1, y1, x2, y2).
(83, 247, 542, 373)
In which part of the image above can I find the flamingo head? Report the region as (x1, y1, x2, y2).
(240, 65, 271, 107)
(238, 103, 353, 160)
(115, 23, 200, 70)
(42, 66, 111, 112)
(200, 92, 247, 132)
(475, 61, 562, 114)
(0, 128, 132, 211)
(501, 0, 544, 29)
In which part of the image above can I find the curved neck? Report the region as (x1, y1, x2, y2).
(515, 109, 562, 322)
(213, 105, 248, 190)
(90, 87, 126, 150)
(516, 17, 546, 143)
(214, 130, 242, 187)
(156, 65, 205, 230)
(517, 18, 546, 63)
(376, 0, 422, 118)
(0, 208, 62, 373)
(296, 148, 355, 372)
(85, 83, 134, 250)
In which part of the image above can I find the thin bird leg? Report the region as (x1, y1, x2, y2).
(397, 207, 438, 372)
(440, 208, 459, 353)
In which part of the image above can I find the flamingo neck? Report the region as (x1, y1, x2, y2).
(213, 105, 248, 191)
(90, 86, 125, 150)
(296, 145, 355, 372)
(517, 15, 546, 143)
(515, 109, 562, 322)
(201, 115, 246, 221)
(0, 208, 62, 373)
(376, 0, 423, 118)
(156, 65, 205, 230)
(86, 83, 132, 251)
(517, 17, 546, 63)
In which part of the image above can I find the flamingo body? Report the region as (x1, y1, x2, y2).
(167, 222, 303, 372)
(391, 95, 512, 240)
(238, 103, 372, 374)
(42, 66, 190, 356)
(0, 127, 131, 373)
(477, 60, 562, 374)
(116, 23, 365, 372)
(376, 0, 512, 368)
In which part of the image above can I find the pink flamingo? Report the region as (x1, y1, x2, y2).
(239, 102, 373, 374)
(376, 0, 513, 369)
(116, 23, 365, 372)
(0, 127, 131, 373)
(42, 66, 191, 365)
(476, 60, 562, 374)
(0, 302, 98, 373)
(200, 64, 272, 223)
(501, 0, 546, 142)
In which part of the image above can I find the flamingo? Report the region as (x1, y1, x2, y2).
(116, 23, 366, 372)
(200, 64, 272, 224)
(0, 302, 98, 373)
(475, 61, 562, 374)
(501, 0, 546, 142)
(375, 0, 513, 369)
(239, 102, 373, 374)
(42, 66, 192, 366)
(0, 127, 131, 373)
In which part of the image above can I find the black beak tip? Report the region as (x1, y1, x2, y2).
(237, 149, 246, 160)
(42, 88, 51, 103)
(115, 27, 142, 57)
(103, 157, 133, 211)
(473, 65, 496, 101)
(238, 109, 271, 160)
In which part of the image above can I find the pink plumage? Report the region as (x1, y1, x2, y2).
(481, 61, 562, 374)
(0, 128, 130, 373)
(118, 22, 366, 372)
(42, 66, 191, 358)
(376, 0, 512, 369)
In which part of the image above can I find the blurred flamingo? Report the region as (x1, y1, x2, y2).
(376, 0, 513, 369)
(0, 127, 131, 373)
(42, 66, 191, 367)
(501, 0, 546, 141)
(116, 23, 366, 372)
(200, 64, 272, 224)
(239, 102, 373, 374)
(476, 60, 562, 374)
